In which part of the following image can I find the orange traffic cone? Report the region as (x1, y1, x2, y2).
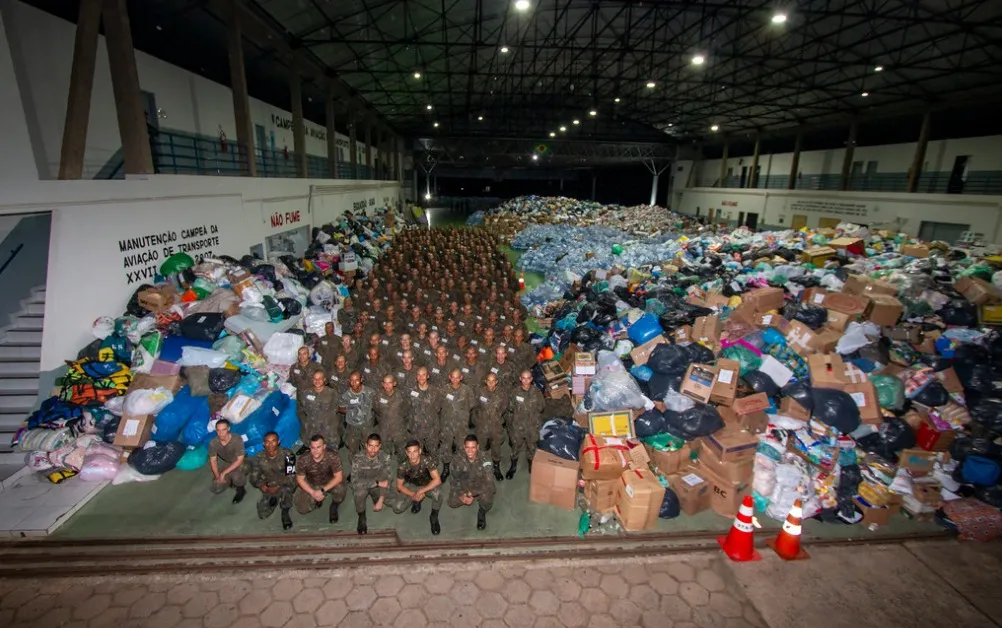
(766, 498, 810, 560)
(717, 495, 761, 562)
(518, 271, 526, 291)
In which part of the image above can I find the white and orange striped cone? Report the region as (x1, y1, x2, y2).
(518, 271, 526, 291)
(717, 495, 761, 562)
(766, 498, 810, 560)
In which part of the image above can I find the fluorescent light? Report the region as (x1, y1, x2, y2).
(771, 13, 787, 24)
(668, 123, 673, 127)
(500, 46, 510, 53)
(559, 126, 566, 132)
(433, 122, 439, 127)
(572, 119, 580, 125)
(549, 132, 555, 137)
(874, 65, 884, 72)
(413, 71, 421, 79)
(646, 81, 656, 88)
(425, 192, 432, 200)
(711, 124, 719, 131)
(691, 54, 705, 65)
(426, 104, 433, 110)
(614, 97, 621, 103)
(478, 116, 484, 121)
(589, 110, 597, 116)
(531, 154, 538, 161)
(861, 92, 869, 97)
(514, 0, 530, 11)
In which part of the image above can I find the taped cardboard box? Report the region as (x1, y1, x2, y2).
(801, 287, 831, 307)
(844, 275, 898, 297)
(711, 359, 740, 406)
(546, 380, 570, 399)
(573, 352, 596, 376)
(823, 292, 871, 317)
(680, 364, 718, 404)
(644, 442, 692, 476)
(898, 448, 939, 477)
(802, 246, 836, 266)
(825, 309, 853, 332)
(627, 440, 650, 469)
(584, 479, 619, 514)
(842, 382, 882, 425)
(868, 294, 903, 327)
(702, 424, 759, 464)
(128, 372, 184, 395)
(580, 434, 631, 480)
(808, 354, 849, 388)
(669, 470, 710, 516)
(113, 413, 154, 449)
(699, 462, 752, 519)
(692, 315, 722, 345)
(672, 326, 693, 343)
(137, 285, 178, 313)
(811, 329, 841, 354)
(785, 320, 818, 356)
(529, 451, 579, 510)
(742, 287, 785, 313)
(731, 393, 771, 434)
(630, 335, 668, 366)
(854, 496, 891, 527)
(955, 276, 1002, 305)
(900, 243, 930, 258)
(779, 397, 811, 421)
(695, 445, 754, 484)
(614, 469, 666, 532)
(829, 237, 865, 255)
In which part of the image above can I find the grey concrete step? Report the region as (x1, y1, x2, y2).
(0, 346, 41, 360)
(0, 361, 40, 376)
(3, 330, 42, 344)
(12, 316, 44, 331)
(0, 378, 39, 393)
(25, 303, 45, 315)
(0, 394, 36, 410)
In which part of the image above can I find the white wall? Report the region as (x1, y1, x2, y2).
(2, 1, 383, 179)
(674, 187, 1002, 241)
(0, 3, 39, 180)
(0, 175, 400, 371)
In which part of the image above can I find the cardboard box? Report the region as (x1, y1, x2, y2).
(580, 434, 631, 480)
(571, 375, 592, 396)
(854, 496, 891, 527)
(829, 237, 865, 255)
(868, 294, 903, 327)
(137, 286, 177, 313)
(615, 469, 666, 532)
(898, 448, 938, 477)
(883, 325, 923, 343)
(802, 246, 837, 266)
(742, 287, 785, 313)
(672, 326, 692, 343)
(936, 368, 963, 394)
(670, 470, 710, 516)
(785, 320, 818, 356)
(702, 424, 759, 463)
(626, 440, 650, 469)
(529, 451, 579, 510)
(823, 292, 871, 317)
(696, 446, 754, 484)
(900, 243, 930, 258)
(955, 276, 1002, 306)
(557, 344, 579, 374)
(699, 462, 752, 518)
(980, 304, 1002, 326)
(680, 364, 719, 404)
(811, 329, 841, 354)
(692, 315, 722, 344)
(629, 335, 668, 366)
(808, 354, 849, 388)
(644, 442, 693, 476)
(779, 397, 811, 421)
(128, 372, 184, 395)
(733, 392, 770, 415)
(753, 311, 784, 330)
(573, 352, 596, 376)
(916, 416, 959, 452)
(844, 275, 898, 297)
(802, 287, 831, 307)
(825, 309, 853, 332)
(711, 359, 740, 406)
(912, 477, 943, 506)
(584, 479, 619, 514)
(114, 413, 154, 449)
(842, 382, 882, 424)
(546, 380, 570, 399)
(540, 361, 566, 383)
(587, 410, 635, 439)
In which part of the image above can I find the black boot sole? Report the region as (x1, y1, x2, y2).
(411, 501, 422, 514)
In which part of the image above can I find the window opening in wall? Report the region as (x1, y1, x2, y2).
(919, 221, 969, 245)
(745, 212, 759, 230)
(738, 211, 745, 226)
(948, 156, 970, 194)
(739, 166, 748, 188)
(791, 214, 807, 230)
(866, 161, 878, 175)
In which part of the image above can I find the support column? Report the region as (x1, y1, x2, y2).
(102, 0, 153, 174)
(349, 109, 358, 179)
(748, 133, 761, 188)
(392, 137, 399, 183)
(719, 138, 729, 187)
(364, 122, 372, 175)
(226, 0, 255, 176)
(289, 67, 307, 178)
(907, 110, 932, 193)
(840, 117, 858, 191)
(57, 0, 102, 180)
(649, 174, 660, 206)
(325, 84, 337, 178)
(788, 128, 803, 190)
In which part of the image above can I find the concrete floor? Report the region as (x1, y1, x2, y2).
(1, 539, 998, 628)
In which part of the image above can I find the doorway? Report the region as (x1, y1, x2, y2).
(739, 167, 748, 188)
(745, 212, 759, 230)
(818, 217, 841, 229)
(708, 208, 716, 222)
(737, 211, 745, 226)
(791, 214, 807, 230)
(919, 220, 969, 244)
(948, 156, 970, 194)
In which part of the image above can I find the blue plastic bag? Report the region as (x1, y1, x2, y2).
(627, 314, 664, 345)
(175, 445, 208, 471)
(234, 391, 288, 455)
(151, 386, 199, 442)
(273, 398, 301, 450)
(179, 396, 213, 447)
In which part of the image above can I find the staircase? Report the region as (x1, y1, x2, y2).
(0, 286, 44, 470)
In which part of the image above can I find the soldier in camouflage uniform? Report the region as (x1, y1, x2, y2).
(336, 297, 359, 334)
(334, 334, 362, 371)
(459, 345, 487, 388)
(297, 369, 339, 450)
(510, 328, 535, 371)
(288, 346, 318, 391)
(473, 373, 508, 482)
(438, 368, 476, 482)
(373, 374, 410, 458)
(487, 345, 517, 390)
(407, 367, 442, 460)
(359, 346, 391, 387)
(314, 322, 339, 368)
(327, 354, 352, 398)
(391, 440, 443, 535)
(448, 434, 496, 531)
(390, 350, 420, 390)
(506, 369, 545, 479)
(426, 345, 452, 387)
(338, 372, 376, 453)
(248, 432, 297, 530)
(349, 434, 394, 535)
(294, 435, 347, 523)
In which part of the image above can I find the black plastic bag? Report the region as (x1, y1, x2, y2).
(743, 370, 780, 397)
(125, 284, 154, 317)
(570, 325, 601, 346)
(280, 298, 303, 318)
(855, 418, 915, 462)
(837, 464, 862, 497)
(647, 344, 691, 376)
(102, 415, 121, 444)
(782, 380, 814, 412)
(128, 440, 186, 475)
(647, 373, 680, 402)
(537, 418, 586, 461)
(970, 398, 1002, 433)
(77, 338, 103, 362)
(913, 381, 949, 407)
(208, 368, 241, 393)
(973, 485, 1002, 509)
(683, 343, 716, 366)
(634, 409, 668, 439)
(179, 313, 226, 342)
(659, 488, 681, 519)
(950, 436, 1002, 463)
(810, 387, 861, 434)
(786, 303, 828, 330)
(576, 304, 597, 324)
(665, 404, 725, 440)
(939, 300, 978, 327)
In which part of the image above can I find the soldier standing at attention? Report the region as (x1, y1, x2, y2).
(294, 434, 347, 523)
(208, 419, 247, 503)
(297, 369, 339, 452)
(248, 432, 296, 530)
(473, 373, 508, 482)
(448, 435, 496, 531)
(338, 372, 376, 453)
(391, 440, 443, 535)
(407, 367, 442, 459)
(373, 374, 410, 458)
(337, 297, 359, 334)
(288, 346, 317, 391)
(506, 369, 545, 479)
(350, 434, 394, 535)
(439, 368, 476, 482)
(427, 345, 452, 387)
(314, 322, 339, 368)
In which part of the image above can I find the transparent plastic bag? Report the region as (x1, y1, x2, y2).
(123, 387, 174, 416)
(263, 332, 304, 366)
(588, 369, 648, 410)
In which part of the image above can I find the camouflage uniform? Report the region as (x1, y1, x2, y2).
(486, 359, 517, 390)
(458, 360, 487, 390)
(359, 359, 391, 387)
(248, 448, 297, 519)
(373, 390, 411, 458)
(447, 450, 496, 512)
(473, 385, 508, 464)
(337, 307, 359, 334)
(288, 361, 319, 391)
(297, 387, 340, 447)
(350, 450, 394, 514)
(314, 337, 339, 370)
(390, 365, 419, 391)
(339, 386, 376, 453)
(407, 385, 442, 459)
(390, 454, 443, 513)
(293, 450, 347, 514)
(426, 361, 452, 388)
(327, 368, 352, 398)
(508, 385, 546, 462)
(511, 342, 535, 371)
(438, 383, 476, 459)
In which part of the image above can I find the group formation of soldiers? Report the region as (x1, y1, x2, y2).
(208, 227, 557, 535)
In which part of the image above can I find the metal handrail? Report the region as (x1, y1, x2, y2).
(0, 244, 24, 277)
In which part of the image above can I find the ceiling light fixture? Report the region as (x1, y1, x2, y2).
(874, 65, 884, 72)
(531, 153, 538, 161)
(572, 119, 580, 125)
(668, 123, 673, 127)
(413, 71, 421, 79)
(614, 97, 621, 103)
(861, 92, 870, 97)
(425, 192, 432, 200)
(711, 124, 719, 131)
(478, 116, 484, 121)
(691, 54, 705, 65)
(559, 126, 567, 132)
(771, 13, 787, 24)
(646, 81, 656, 88)
(426, 104, 433, 110)
(500, 46, 510, 53)
(514, 0, 531, 11)
(589, 110, 597, 116)
(549, 132, 555, 137)
(433, 122, 439, 127)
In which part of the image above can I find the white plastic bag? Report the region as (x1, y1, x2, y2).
(263, 332, 304, 366)
(663, 388, 696, 412)
(309, 281, 336, 307)
(103, 396, 126, 416)
(124, 387, 175, 416)
(112, 465, 161, 485)
(178, 346, 230, 368)
(92, 317, 115, 340)
(220, 394, 262, 423)
(836, 322, 880, 355)
(304, 307, 333, 336)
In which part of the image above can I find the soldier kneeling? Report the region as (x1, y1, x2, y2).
(391, 440, 443, 535)
(448, 434, 496, 531)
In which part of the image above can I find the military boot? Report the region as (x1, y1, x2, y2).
(232, 486, 246, 504)
(430, 509, 441, 535)
(281, 508, 293, 531)
(527, 458, 533, 474)
(411, 500, 422, 514)
(441, 462, 451, 483)
(329, 500, 340, 523)
(477, 507, 487, 530)
(357, 512, 368, 535)
(505, 458, 518, 480)
(493, 462, 504, 482)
